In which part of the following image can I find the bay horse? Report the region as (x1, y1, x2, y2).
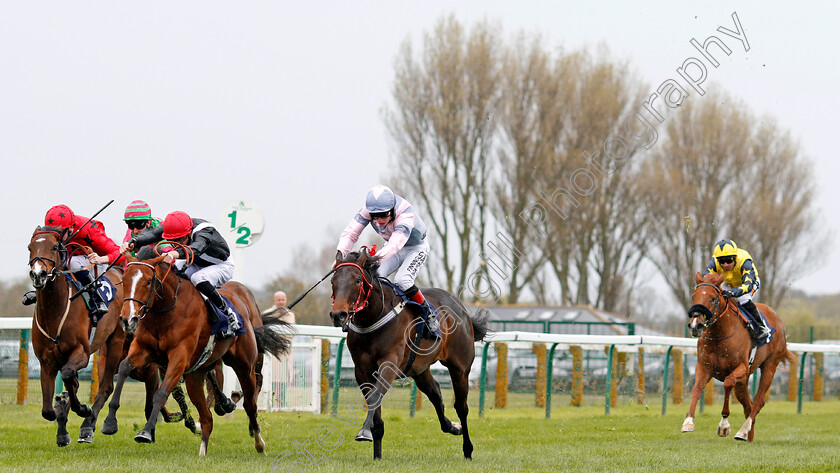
(27, 227, 193, 446)
(329, 249, 490, 460)
(102, 253, 291, 456)
(682, 272, 797, 441)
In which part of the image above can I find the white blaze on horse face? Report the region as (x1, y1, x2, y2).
(32, 261, 45, 276)
(35, 237, 46, 243)
(127, 270, 144, 319)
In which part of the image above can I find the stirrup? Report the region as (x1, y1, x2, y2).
(22, 291, 36, 306)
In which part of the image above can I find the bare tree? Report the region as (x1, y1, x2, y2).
(732, 118, 828, 307)
(385, 15, 502, 294)
(537, 49, 648, 311)
(491, 33, 564, 303)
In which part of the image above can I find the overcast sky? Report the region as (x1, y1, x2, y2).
(2, 1, 837, 300)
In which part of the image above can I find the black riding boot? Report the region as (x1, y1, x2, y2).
(76, 271, 109, 318)
(404, 285, 439, 338)
(195, 281, 241, 337)
(743, 300, 771, 341)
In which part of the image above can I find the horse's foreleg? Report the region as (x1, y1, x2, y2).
(727, 364, 753, 441)
(102, 350, 149, 435)
(39, 363, 58, 421)
(54, 391, 70, 447)
(79, 336, 122, 443)
(184, 372, 214, 456)
(719, 380, 734, 437)
(61, 346, 92, 418)
(136, 357, 187, 443)
(682, 366, 712, 433)
(355, 359, 401, 460)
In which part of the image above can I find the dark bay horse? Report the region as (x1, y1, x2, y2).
(27, 227, 194, 446)
(683, 272, 796, 441)
(102, 254, 291, 456)
(330, 249, 490, 460)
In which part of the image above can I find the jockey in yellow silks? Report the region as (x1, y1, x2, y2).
(703, 239, 771, 341)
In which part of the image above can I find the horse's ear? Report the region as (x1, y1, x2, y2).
(335, 250, 343, 266)
(124, 253, 138, 264)
(694, 272, 703, 284)
(358, 248, 369, 267)
(711, 272, 725, 285)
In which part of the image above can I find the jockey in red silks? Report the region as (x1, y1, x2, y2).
(24, 204, 120, 316)
(121, 210, 240, 338)
(337, 185, 438, 338)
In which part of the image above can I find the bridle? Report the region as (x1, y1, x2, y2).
(27, 230, 71, 346)
(690, 283, 736, 341)
(332, 262, 386, 325)
(28, 230, 67, 283)
(123, 261, 180, 317)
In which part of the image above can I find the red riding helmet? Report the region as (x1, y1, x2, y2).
(44, 205, 75, 229)
(162, 211, 193, 240)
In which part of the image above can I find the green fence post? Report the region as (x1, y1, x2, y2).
(605, 344, 615, 416)
(661, 346, 673, 416)
(330, 338, 345, 417)
(545, 343, 560, 419)
(409, 380, 418, 417)
(751, 368, 759, 397)
(478, 343, 491, 418)
(797, 352, 808, 414)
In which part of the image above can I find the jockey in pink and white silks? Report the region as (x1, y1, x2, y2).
(337, 185, 439, 337)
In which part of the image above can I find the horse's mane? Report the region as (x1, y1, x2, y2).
(135, 245, 158, 261)
(700, 271, 725, 285)
(344, 250, 381, 275)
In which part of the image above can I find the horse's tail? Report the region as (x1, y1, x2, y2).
(470, 307, 492, 342)
(782, 347, 798, 367)
(253, 315, 295, 359)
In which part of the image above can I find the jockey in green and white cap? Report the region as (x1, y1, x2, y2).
(122, 200, 161, 255)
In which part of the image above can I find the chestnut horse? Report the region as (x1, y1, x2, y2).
(329, 249, 490, 460)
(27, 227, 192, 446)
(682, 272, 796, 441)
(102, 254, 291, 456)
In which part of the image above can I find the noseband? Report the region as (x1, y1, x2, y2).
(333, 262, 374, 315)
(689, 283, 735, 340)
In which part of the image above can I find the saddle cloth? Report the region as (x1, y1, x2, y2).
(202, 295, 246, 338)
(378, 278, 441, 338)
(735, 305, 775, 347)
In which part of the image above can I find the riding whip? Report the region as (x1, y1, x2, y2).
(66, 199, 115, 242)
(287, 269, 335, 310)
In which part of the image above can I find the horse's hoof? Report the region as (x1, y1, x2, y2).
(184, 417, 198, 434)
(717, 427, 730, 437)
(56, 434, 71, 447)
(165, 412, 184, 423)
(78, 427, 94, 443)
(449, 422, 463, 435)
(734, 434, 747, 441)
(222, 397, 236, 414)
(681, 425, 694, 433)
(101, 418, 118, 435)
(214, 403, 226, 417)
(355, 429, 373, 442)
(134, 430, 154, 443)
